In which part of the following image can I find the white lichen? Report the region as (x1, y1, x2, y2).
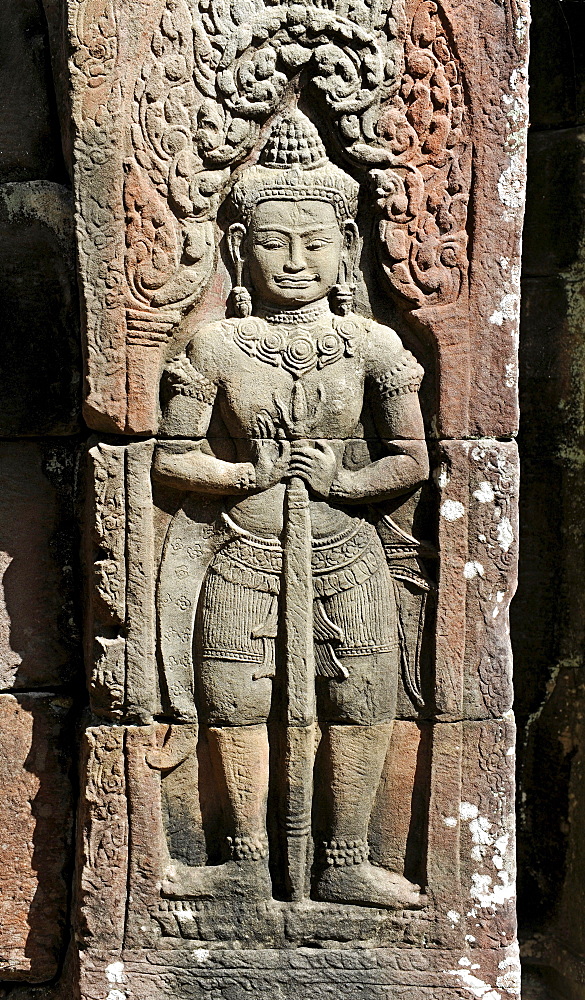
(504, 362, 517, 388)
(460, 802, 479, 821)
(460, 799, 516, 917)
(441, 499, 465, 521)
(435, 463, 451, 489)
(497, 517, 514, 552)
(105, 963, 125, 985)
(445, 967, 501, 1000)
(498, 153, 526, 210)
(473, 481, 495, 504)
(464, 561, 485, 580)
(497, 944, 521, 996)
(490, 292, 520, 327)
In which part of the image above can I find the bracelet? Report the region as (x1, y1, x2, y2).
(235, 465, 256, 491)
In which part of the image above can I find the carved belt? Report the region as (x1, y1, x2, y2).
(208, 515, 386, 598)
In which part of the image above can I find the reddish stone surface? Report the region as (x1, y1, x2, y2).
(0, 694, 73, 981)
(70, 1, 527, 441)
(434, 440, 519, 720)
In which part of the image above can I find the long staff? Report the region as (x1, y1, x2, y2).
(273, 378, 325, 901)
(282, 472, 316, 900)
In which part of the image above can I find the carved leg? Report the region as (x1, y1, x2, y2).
(208, 723, 270, 858)
(162, 724, 272, 901)
(313, 722, 423, 910)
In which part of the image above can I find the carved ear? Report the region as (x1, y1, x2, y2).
(342, 221, 359, 281)
(227, 222, 247, 283)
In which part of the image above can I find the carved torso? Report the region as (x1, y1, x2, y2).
(161, 309, 423, 537)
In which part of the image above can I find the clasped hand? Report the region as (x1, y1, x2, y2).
(252, 413, 338, 498)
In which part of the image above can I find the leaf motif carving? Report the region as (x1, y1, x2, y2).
(373, 0, 471, 308)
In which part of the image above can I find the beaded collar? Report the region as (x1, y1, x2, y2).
(258, 300, 331, 326)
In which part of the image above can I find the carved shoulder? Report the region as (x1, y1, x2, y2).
(159, 321, 229, 436)
(364, 319, 424, 399)
(185, 319, 233, 377)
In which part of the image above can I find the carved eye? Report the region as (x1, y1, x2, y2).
(306, 240, 328, 251)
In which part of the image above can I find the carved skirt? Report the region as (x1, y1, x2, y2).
(196, 518, 399, 682)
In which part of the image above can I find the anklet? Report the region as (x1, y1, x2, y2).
(228, 833, 269, 861)
(322, 838, 369, 867)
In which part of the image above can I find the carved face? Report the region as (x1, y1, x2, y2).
(245, 199, 345, 307)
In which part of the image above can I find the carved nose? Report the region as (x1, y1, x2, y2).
(284, 239, 306, 272)
(283, 257, 305, 273)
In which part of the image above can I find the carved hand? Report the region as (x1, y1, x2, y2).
(251, 412, 292, 490)
(289, 440, 338, 499)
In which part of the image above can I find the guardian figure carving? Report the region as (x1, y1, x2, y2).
(154, 109, 428, 909)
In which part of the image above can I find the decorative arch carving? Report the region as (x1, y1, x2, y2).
(123, 0, 469, 326)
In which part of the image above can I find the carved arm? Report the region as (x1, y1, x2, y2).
(152, 441, 255, 495)
(329, 387, 429, 504)
(330, 439, 428, 503)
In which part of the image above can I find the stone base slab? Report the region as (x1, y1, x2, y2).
(78, 944, 520, 1000)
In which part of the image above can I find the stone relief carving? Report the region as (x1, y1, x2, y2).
(153, 108, 431, 909)
(78, 727, 128, 946)
(71, 0, 528, 990)
(126, 0, 468, 317)
(374, 0, 470, 307)
(86, 443, 126, 719)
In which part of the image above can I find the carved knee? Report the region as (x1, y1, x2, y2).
(196, 657, 273, 726)
(316, 652, 399, 725)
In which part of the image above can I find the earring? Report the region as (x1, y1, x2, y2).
(231, 285, 252, 318)
(331, 282, 355, 316)
(231, 251, 252, 317)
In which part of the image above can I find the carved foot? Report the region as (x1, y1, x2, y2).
(313, 862, 424, 910)
(168, 694, 198, 722)
(162, 860, 272, 902)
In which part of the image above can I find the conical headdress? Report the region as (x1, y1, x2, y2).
(230, 110, 359, 224)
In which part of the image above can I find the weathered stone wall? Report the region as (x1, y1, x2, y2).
(0, 1, 583, 998)
(0, 1, 80, 992)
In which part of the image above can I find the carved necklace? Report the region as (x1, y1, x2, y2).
(259, 301, 330, 325)
(232, 312, 358, 379)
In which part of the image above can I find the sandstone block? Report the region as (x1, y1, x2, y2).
(73, 716, 517, 997)
(0, 183, 80, 435)
(0, 0, 65, 184)
(528, 0, 585, 129)
(79, 942, 521, 1000)
(69, 0, 527, 440)
(523, 128, 585, 279)
(72, 0, 526, 992)
(434, 440, 519, 720)
(0, 694, 73, 981)
(85, 438, 519, 725)
(75, 726, 128, 957)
